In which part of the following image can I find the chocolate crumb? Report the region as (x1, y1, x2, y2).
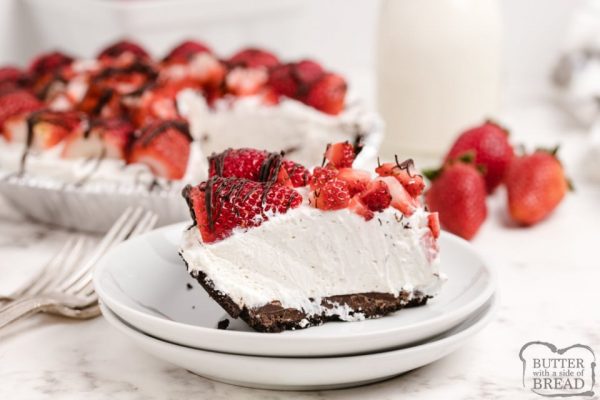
(217, 319, 230, 330)
(186, 283, 193, 290)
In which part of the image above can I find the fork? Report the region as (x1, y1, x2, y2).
(0, 207, 158, 329)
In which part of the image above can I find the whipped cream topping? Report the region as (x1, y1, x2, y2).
(0, 136, 206, 189)
(178, 89, 381, 169)
(180, 205, 443, 317)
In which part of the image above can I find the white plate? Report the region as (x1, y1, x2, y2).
(94, 222, 496, 357)
(101, 296, 496, 391)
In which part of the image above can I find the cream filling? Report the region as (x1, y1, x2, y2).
(180, 206, 443, 318)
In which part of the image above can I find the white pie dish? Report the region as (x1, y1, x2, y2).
(94, 222, 496, 357)
(100, 296, 496, 391)
(0, 99, 382, 233)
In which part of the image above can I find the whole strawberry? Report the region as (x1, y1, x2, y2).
(505, 148, 569, 226)
(425, 161, 487, 240)
(445, 120, 514, 193)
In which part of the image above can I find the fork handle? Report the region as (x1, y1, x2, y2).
(0, 298, 60, 329)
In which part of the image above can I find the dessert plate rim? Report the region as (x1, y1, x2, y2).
(94, 222, 496, 357)
(99, 295, 497, 390)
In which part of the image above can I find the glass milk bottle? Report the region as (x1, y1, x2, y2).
(377, 0, 502, 158)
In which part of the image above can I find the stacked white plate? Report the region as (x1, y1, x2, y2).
(94, 223, 497, 391)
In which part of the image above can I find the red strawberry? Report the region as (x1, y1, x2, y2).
(505, 148, 569, 226)
(229, 48, 280, 69)
(294, 60, 324, 86)
(359, 180, 392, 212)
(268, 60, 324, 99)
(375, 158, 425, 197)
(130, 80, 196, 127)
(225, 67, 268, 96)
(428, 212, 440, 239)
(28, 51, 73, 77)
(0, 67, 29, 93)
(309, 178, 350, 210)
(209, 148, 268, 181)
(208, 148, 309, 187)
(0, 90, 43, 138)
(324, 141, 355, 168)
(377, 176, 416, 216)
(348, 195, 374, 221)
(309, 165, 339, 190)
(164, 40, 212, 63)
(97, 40, 149, 61)
(268, 64, 296, 98)
(337, 168, 371, 195)
(425, 162, 487, 240)
(62, 118, 135, 159)
(77, 85, 124, 118)
(445, 120, 514, 193)
(305, 73, 346, 115)
(281, 160, 310, 187)
(128, 120, 192, 180)
(183, 177, 302, 243)
(26, 110, 85, 150)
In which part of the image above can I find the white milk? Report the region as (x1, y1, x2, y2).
(376, 0, 502, 157)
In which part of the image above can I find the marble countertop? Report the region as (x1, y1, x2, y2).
(0, 99, 599, 399)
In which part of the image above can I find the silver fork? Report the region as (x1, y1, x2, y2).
(0, 236, 89, 305)
(0, 207, 158, 329)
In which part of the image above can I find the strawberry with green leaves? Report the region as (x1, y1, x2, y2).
(505, 147, 570, 226)
(445, 120, 514, 193)
(424, 157, 488, 240)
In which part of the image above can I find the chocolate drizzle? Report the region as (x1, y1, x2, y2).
(138, 120, 192, 147)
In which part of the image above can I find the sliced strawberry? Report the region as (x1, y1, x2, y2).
(377, 176, 416, 216)
(26, 110, 85, 150)
(130, 80, 195, 127)
(309, 165, 339, 190)
(208, 148, 309, 187)
(281, 160, 310, 187)
(0, 67, 29, 93)
(267, 60, 324, 99)
(229, 48, 280, 69)
(324, 141, 355, 168)
(183, 177, 302, 243)
(336, 168, 371, 195)
(209, 148, 270, 181)
(305, 73, 346, 115)
(97, 40, 149, 62)
(348, 195, 374, 221)
(186, 52, 226, 88)
(268, 64, 296, 98)
(428, 212, 440, 239)
(376, 159, 425, 197)
(225, 67, 268, 96)
(359, 180, 392, 212)
(0, 90, 43, 139)
(77, 85, 124, 118)
(309, 178, 350, 210)
(91, 59, 158, 96)
(62, 118, 135, 159)
(128, 120, 191, 179)
(294, 60, 324, 86)
(28, 51, 73, 77)
(164, 40, 212, 63)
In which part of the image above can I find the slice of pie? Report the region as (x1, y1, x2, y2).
(180, 143, 444, 332)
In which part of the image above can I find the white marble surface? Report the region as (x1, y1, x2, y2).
(0, 99, 599, 399)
